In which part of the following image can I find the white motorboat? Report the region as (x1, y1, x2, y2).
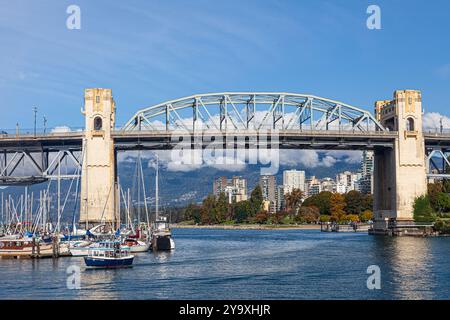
(69, 240, 93, 257)
(151, 217, 175, 251)
(123, 238, 151, 253)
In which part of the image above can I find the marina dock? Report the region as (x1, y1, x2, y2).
(320, 223, 371, 233)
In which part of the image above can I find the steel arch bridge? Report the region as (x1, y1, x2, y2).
(122, 92, 386, 132)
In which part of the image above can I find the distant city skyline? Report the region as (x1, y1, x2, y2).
(214, 150, 374, 212)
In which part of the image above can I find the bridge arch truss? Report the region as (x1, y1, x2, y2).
(122, 93, 385, 133)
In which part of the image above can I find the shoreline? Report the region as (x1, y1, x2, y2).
(171, 224, 322, 230)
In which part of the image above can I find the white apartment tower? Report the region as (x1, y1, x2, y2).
(283, 170, 306, 195)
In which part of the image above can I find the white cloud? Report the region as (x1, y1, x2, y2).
(423, 112, 450, 132)
(118, 148, 363, 172)
(280, 150, 319, 167)
(321, 155, 337, 167)
(325, 150, 362, 164)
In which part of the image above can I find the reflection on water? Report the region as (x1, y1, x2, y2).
(390, 238, 434, 300)
(153, 250, 174, 263)
(0, 230, 449, 300)
(371, 237, 435, 300)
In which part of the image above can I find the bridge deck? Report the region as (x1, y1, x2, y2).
(0, 131, 449, 152)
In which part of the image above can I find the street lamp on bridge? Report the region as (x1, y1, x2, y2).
(33, 106, 38, 137)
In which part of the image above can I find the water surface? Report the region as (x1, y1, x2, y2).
(0, 229, 448, 300)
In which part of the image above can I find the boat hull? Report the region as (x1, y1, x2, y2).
(69, 247, 90, 257)
(84, 256, 134, 267)
(129, 242, 151, 253)
(152, 236, 175, 251)
(0, 245, 54, 258)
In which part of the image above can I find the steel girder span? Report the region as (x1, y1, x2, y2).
(122, 93, 386, 133)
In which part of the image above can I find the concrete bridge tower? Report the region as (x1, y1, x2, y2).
(373, 90, 428, 233)
(79, 88, 117, 227)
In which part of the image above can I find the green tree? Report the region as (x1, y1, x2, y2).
(285, 188, 304, 214)
(435, 192, 450, 214)
(298, 206, 320, 223)
(362, 194, 373, 212)
(359, 210, 374, 222)
(428, 182, 443, 211)
(200, 194, 217, 224)
(184, 204, 201, 224)
(442, 179, 450, 193)
(214, 192, 229, 224)
(233, 200, 252, 223)
(249, 186, 263, 216)
(302, 191, 333, 215)
(344, 190, 364, 215)
(413, 195, 436, 223)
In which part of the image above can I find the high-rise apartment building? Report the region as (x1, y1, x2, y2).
(213, 176, 248, 204)
(359, 151, 374, 194)
(336, 171, 359, 193)
(283, 170, 306, 195)
(259, 175, 277, 213)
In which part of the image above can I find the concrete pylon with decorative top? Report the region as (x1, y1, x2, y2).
(373, 90, 428, 233)
(79, 88, 117, 227)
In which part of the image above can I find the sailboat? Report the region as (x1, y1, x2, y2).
(119, 151, 151, 253)
(150, 155, 175, 251)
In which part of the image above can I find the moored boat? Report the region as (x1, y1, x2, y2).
(0, 238, 54, 258)
(151, 217, 175, 251)
(123, 238, 151, 253)
(149, 156, 175, 251)
(68, 240, 92, 257)
(84, 241, 134, 268)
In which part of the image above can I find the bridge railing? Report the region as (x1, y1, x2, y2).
(112, 128, 399, 136)
(424, 128, 450, 136)
(3, 126, 450, 138)
(0, 127, 85, 138)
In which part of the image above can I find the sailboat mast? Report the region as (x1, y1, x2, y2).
(137, 151, 141, 226)
(57, 157, 61, 234)
(1, 192, 3, 227)
(155, 155, 159, 221)
(24, 186, 28, 230)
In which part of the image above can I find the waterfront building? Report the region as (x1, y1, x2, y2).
(213, 176, 228, 195)
(283, 170, 306, 195)
(306, 176, 322, 196)
(275, 185, 285, 211)
(358, 151, 374, 194)
(336, 171, 359, 193)
(213, 176, 248, 204)
(259, 175, 277, 214)
(336, 183, 347, 194)
(320, 177, 336, 193)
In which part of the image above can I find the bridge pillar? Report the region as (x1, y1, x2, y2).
(79, 88, 117, 228)
(373, 90, 427, 234)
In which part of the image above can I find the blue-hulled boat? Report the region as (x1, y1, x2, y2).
(84, 241, 134, 268)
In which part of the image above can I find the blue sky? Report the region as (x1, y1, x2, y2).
(1, 0, 449, 130)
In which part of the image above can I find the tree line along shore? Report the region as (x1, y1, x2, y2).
(179, 186, 374, 227)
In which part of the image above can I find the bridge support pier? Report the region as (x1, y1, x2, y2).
(79, 88, 118, 229)
(372, 90, 428, 235)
